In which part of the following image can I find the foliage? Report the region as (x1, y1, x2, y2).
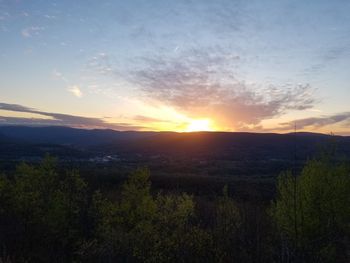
(212, 185, 241, 262)
(0, 156, 89, 262)
(0, 154, 349, 263)
(85, 168, 211, 263)
(273, 157, 350, 262)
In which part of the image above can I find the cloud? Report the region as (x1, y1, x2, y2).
(125, 49, 316, 129)
(133, 115, 169, 123)
(52, 69, 63, 79)
(67, 85, 83, 98)
(86, 47, 317, 130)
(111, 0, 244, 45)
(278, 112, 350, 131)
(21, 26, 45, 38)
(44, 14, 56, 20)
(53, 70, 83, 98)
(52, 69, 66, 81)
(302, 44, 350, 76)
(0, 102, 144, 131)
(86, 52, 114, 76)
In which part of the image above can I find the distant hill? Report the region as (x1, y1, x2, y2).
(0, 126, 349, 161)
(0, 126, 154, 146)
(101, 131, 350, 161)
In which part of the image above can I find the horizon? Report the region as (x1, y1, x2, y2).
(1, 1, 350, 134)
(1, 124, 349, 137)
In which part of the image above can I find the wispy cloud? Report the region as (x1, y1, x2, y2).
(52, 69, 68, 83)
(302, 43, 350, 76)
(86, 47, 317, 130)
(133, 115, 169, 123)
(21, 26, 45, 38)
(111, 0, 244, 45)
(52, 70, 83, 98)
(127, 50, 316, 129)
(67, 85, 83, 98)
(278, 112, 350, 131)
(0, 102, 143, 131)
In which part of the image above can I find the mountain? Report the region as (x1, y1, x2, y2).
(0, 126, 154, 146)
(0, 126, 349, 161)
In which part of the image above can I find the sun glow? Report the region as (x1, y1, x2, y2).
(185, 119, 213, 132)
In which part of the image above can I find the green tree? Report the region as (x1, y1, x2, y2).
(91, 168, 211, 263)
(78, 190, 119, 262)
(150, 193, 211, 263)
(212, 185, 242, 262)
(0, 156, 90, 262)
(273, 158, 350, 262)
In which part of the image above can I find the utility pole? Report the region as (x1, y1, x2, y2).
(293, 121, 299, 262)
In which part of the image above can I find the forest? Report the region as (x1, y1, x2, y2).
(0, 151, 349, 263)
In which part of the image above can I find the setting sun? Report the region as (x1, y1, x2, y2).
(185, 119, 213, 132)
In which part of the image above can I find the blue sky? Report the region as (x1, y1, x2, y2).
(1, 0, 350, 133)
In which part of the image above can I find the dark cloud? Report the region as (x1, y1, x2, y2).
(0, 103, 144, 131)
(278, 112, 350, 131)
(0, 103, 34, 112)
(0, 116, 66, 126)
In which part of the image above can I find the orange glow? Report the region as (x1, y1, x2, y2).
(185, 119, 214, 132)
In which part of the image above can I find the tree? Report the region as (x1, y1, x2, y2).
(212, 185, 242, 262)
(78, 190, 118, 263)
(273, 157, 350, 262)
(91, 168, 211, 263)
(0, 156, 90, 262)
(150, 193, 211, 263)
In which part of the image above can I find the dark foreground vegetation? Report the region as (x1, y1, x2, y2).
(0, 153, 349, 263)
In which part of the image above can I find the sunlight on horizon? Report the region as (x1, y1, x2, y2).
(185, 119, 214, 132)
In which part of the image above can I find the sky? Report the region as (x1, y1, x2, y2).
(1, 0, 350, 134)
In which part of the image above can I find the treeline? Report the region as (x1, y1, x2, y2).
(0, 155, 349, 262)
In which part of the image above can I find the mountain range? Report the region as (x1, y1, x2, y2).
(0, 126, 349, 161)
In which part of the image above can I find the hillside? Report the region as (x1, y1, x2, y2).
(0, 126, 349, 160)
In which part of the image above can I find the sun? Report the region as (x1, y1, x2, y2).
(185, 119, 214, 132)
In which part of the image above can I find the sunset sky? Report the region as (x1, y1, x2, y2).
(1, 0, 350, 134)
